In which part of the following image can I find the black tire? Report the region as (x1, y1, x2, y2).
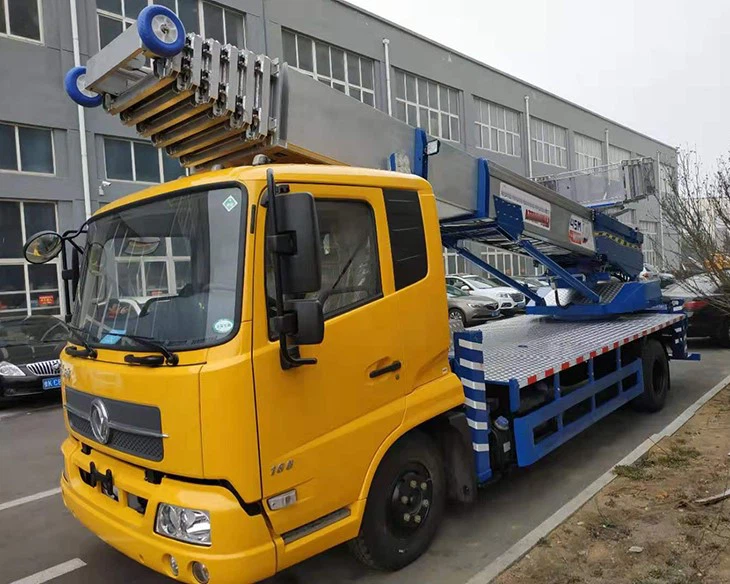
(633, 338, 670, 412)
(349, 431, 445, 571)
(714, 318, 730, 348)
(448, 308, 466, 326)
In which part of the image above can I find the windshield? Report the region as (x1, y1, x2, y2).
(0, 315, 68, 348)
(464, 275, 497, 288)
(447, 285, 469, 298)
(74, 186, 246, 351)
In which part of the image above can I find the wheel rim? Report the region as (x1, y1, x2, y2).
(449, 310, 464, 324)
(151, 14, 178, 44)
(387, 463, 433, 537)
(76, 73, 98, 99)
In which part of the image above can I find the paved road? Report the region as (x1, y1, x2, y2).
(1, 339, 728, 584)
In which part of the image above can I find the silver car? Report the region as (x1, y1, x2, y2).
(446, 285, 500, 326)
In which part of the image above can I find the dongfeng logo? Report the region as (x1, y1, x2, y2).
(90, 399, 111, 444)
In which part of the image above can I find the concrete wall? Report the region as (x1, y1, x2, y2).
(0, 0, 678, 269)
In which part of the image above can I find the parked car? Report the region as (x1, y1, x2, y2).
(446, 274, 526, 315)
(639, 264, 676, 289)
(663, 273, 730, 346)
(0, 315, 69, 400)
(446, 285, 500, 326)
(514, 276, 550, 291)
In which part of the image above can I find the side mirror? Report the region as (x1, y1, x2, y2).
(272, 191, 322, 295)
(461, 285, 470, 291)
(23, 231, 63, 264)
(288, 299, 324, 345)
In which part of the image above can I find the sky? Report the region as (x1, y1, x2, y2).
(347, 0, 730, 165)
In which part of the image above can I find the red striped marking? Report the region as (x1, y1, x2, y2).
(515, 315, 687, 388)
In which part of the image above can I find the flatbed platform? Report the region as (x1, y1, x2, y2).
(457, 312, 684, 388)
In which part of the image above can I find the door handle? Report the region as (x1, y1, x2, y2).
(369, 360, 402, 379)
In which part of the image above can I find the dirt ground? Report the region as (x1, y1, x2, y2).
(495, 385, 730, 584)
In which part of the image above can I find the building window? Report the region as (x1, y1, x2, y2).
(0, 123, 54, 175)
(659, 163, 674, 195)
(0, 0, 42, 42)
(0, 201, 63, 317)
(282, 29, 375, 107)
(474, 97, 521, 157)
(104, 137, 186, 183)
(609, 144, 631, 165)
(393, 69, 460, 142)
(640, 220, 658, 265)
(97, 0, 244, 49)
(201, 1, 244, 46)
(114, 237, 191, 301)
(530, 118, 567, 168)
(574, 133, 603, 170)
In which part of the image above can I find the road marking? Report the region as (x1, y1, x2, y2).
(0, 488, 61, 513)
(9, 559, 86, 584)
(466, 370, 730, 584)
(0, 404, 61, 421)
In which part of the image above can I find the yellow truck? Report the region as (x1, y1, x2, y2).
(23, 6, 695, 583)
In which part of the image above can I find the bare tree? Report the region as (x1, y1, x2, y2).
(658, 150, 730, 315)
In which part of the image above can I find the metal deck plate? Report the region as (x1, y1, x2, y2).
(460, 312, 684, 388)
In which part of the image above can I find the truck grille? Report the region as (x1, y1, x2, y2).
(510, 293, 525, 303)
(67, 411, 164, 461)
(65, 387, 164, 462)
(26, 359, 61, 376)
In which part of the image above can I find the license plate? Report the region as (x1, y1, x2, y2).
(42, 377, 61, 390)
(492, 311, 500, 317)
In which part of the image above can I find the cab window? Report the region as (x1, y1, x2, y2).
(266, 199, 381, 324)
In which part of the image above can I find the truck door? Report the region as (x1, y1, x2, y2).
(251, 184, 406, 536)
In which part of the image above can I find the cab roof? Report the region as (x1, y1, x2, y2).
(95, 164, 432, 218)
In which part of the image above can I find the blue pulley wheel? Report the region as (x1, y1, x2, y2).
(64, 66, 103, 108)
(137, 5, 185, 58)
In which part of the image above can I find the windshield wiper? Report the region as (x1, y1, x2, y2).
(65, 325, 98, 359)
(98, 329, 179, 367)
(121, 333, 179, 367)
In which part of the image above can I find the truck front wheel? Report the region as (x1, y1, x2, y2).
(633, 338, 670, 412)
(349, 431, 445, 571)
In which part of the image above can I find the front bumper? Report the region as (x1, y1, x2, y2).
(0, 375, 60, 399)
(467, 309, 501, 324)
(61, 437, 276, 584)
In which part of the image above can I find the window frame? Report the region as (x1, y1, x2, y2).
(265, 196, 383, 339)
(0, 122, 55, 176)
(103, 136, 187, 183)
(639, 219, 658, 265)
(574, 133, 603, 170)
(200, 0, 246, 46)
(0, 201, 64, 318)
(282, 29, 375, 107)
(0, 0, 43, 44)
(474, 97, 521, 157)
(97, 0, 246, 50)
(530, 118, 568, 168)
(393, 68, 461, 143)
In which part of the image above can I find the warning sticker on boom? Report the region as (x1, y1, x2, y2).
(568, 214, 596, 252)
(499, 183, 552, 230)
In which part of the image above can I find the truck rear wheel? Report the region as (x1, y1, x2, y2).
(633, 338, 669, 412)
(349, 431, 445, 571)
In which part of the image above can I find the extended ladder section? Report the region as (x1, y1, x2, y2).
(69, 6, 657, 318)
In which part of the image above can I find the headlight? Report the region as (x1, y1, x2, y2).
(155, 503, 211, 546)
(0, 362, 25, 376)
(498, 293, 510, 299)
(467, 303, 484, 308)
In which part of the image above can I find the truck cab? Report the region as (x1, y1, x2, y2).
(53, 164, 467, 583)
